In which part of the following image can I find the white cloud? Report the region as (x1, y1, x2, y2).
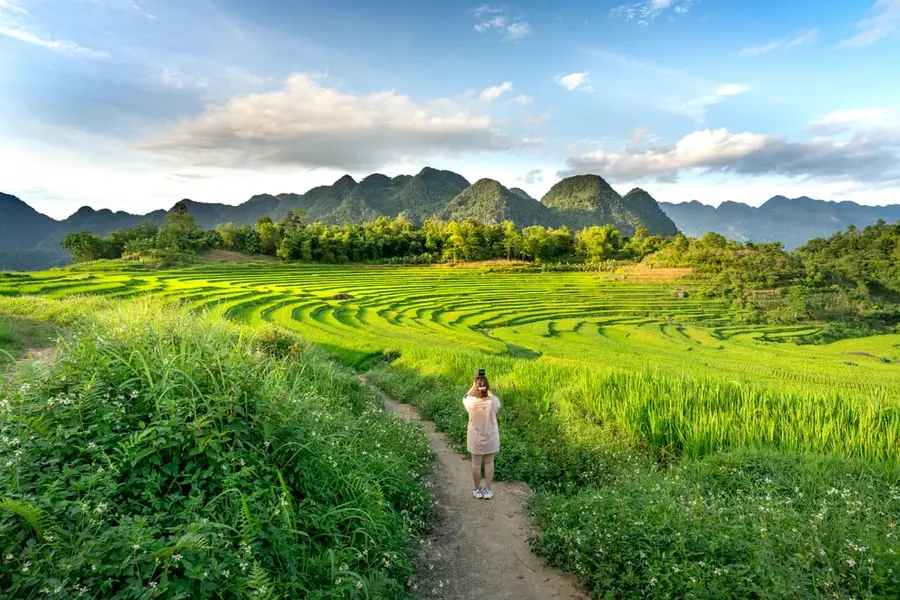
(812, 108, 893, 126)
(143, 74, 511, 171)
(808, 108, 895, 135)
(0, 0, 26, 14)
(740, 28, 819, 56)
(82, 0, 154, 19)
(840, 0, 900, 47)
(612, 0, 694, 24)
(159, 68, 210, 90)
(509, 95, 531, 105)
(0, 25, 108, 57)
(520, 137, 545, 148)
(518, 168, 544, 184)
(472, 5, 532, 40)
(560, 126, 900, 186)
(557, 72, 592, 92)
(479, 81, 513, 102)
(677, 84, 749, 122)
(0, 0, 108, 57)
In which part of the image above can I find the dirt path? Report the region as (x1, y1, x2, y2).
(361, 378, 589, 600)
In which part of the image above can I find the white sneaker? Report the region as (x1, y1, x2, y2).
(482, 489, 493, 500)
(473, 488, 484, 499)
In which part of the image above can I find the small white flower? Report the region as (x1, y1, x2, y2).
(149, 581, 158, 588)
(847, 558, 856, 567)
(132, 544, 141, 550)
(172, 553, 182, 562)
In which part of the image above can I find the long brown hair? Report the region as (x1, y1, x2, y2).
(467, 376, 491, 398)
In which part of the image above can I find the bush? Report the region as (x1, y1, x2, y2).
(0, 301, 432, 598)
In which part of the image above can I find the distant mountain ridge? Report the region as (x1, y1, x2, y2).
(0, 168, 681, 269)
(660, 196, 900, 250)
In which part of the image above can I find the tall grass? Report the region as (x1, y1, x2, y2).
(0, 298, 432, 598)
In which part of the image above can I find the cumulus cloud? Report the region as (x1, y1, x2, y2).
(840, 0, 900, 47)
(472, 5, 532, 40)
(143, 74, 511, 171)
(479, 81, 513, 102)
(509, 95, 531, 105)
(740, 28, 819, 56)
(560, 126, 900, 186)
(612, 0, 694, 25)
(557, 72, 592, 92)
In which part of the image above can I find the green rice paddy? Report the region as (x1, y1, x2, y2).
(2, 263, 899, 465)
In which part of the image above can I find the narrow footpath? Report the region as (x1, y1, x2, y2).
(361, 377, 589, 600)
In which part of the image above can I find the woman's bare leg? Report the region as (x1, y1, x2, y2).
(471, 454, 483, 489)
(484, 454, 495, 490)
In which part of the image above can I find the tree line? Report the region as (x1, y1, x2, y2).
(61, 203, 670, 266)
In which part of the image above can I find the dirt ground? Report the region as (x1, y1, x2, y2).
(369, 383, 589, 600)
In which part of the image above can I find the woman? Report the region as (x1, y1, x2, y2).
(463, 368, 500, 500)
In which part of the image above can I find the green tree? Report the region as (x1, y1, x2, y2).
(158, 206, 203, 251)
(501, 220, 523, 260)
(216, 223, 239, 250)
(576, 225, 621, 262)
(61, 231, 105, 262)
(256, 216, 282, 256)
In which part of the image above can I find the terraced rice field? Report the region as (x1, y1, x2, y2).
(3, 263, 899, 463)
(3, 264, 897, 388)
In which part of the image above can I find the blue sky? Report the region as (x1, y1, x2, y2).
(1, 0, 899, 219)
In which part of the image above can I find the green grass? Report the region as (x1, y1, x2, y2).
(2, 262, 900, 598)
(0, 298, 432, 598)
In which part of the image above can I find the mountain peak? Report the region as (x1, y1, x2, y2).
(542, 175, 678, 236)
(333, 174, 358, 188)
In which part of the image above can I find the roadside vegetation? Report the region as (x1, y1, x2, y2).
(0, 297, 432, 598)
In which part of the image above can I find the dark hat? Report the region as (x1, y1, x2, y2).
(476, 368, 486, 378)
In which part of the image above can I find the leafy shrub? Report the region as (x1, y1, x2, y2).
(0, 300, 431, 598)
(540, 260, 620, 272)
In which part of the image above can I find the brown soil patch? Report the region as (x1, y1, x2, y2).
(608, 264, 693, 282)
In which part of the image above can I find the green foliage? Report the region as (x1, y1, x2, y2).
(0, 300, 431, 598)
(532, 452, 900, 599)
(438, 178, 547, 228)
(61, 232, 106, 263)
